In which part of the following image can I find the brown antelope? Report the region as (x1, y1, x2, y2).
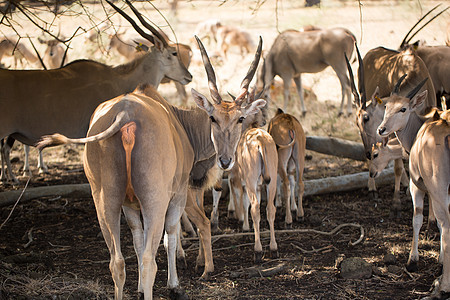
(377, 84, 449, 299)
(228, 126, 278, 262)
(0, 0, 193, 186)
(398, 5, 450, 110)
(38, 31, 265, 299)
(0, 37, 38, 68)
(346, 41, 436, 218)
(268, 108, 306, 224)
(216, 25, 255, 59)
(257, 27, 356, 116)
(108, 30, 193, 105)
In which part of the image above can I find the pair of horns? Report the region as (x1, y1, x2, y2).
(195, 35, 263, 106)
(345, 43, 366, 110)
(399, 4, 449, 49)
(106, 0, 168, 47)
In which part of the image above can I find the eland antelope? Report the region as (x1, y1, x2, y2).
(377, 83, 449, 299)
(346, 42, 436, 217)
(257, 27, 356, 116)
(268, 108, 306, 224)
(0, 0, 192, 184)
(38, 31, 266, 299)
(228, 125, 278, 262)
(216, 25, 255, 59)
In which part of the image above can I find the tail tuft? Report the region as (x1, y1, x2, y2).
(36, 133, 70, 150)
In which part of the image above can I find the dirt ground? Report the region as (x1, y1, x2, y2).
(0, 0, 448, 299)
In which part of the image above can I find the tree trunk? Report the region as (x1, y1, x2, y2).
(306, 136, 366, 161)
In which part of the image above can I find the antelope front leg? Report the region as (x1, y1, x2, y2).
(392, 158, 404, 219)
(406, 180, 426, 272)
(367, 175, 378, 200)
(210, 186, 222, 233)
(246, 184, 263, 263)
(293, 76, 306, 116)
(184, 188, 214, 280)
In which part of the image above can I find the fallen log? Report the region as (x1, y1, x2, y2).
(0, 168, 395, 208)
(306, 136, 366, 161)
(0, 183, 91, 207)
(303, 167, 395, 196)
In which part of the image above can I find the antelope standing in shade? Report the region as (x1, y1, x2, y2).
(377, 82, 449, 299)
(268, 108, 306, 224)
(38, 32, 266, 300)
(346, 41, 436, 218)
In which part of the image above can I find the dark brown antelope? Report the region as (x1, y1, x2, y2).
(37, 32, 266, 299)
(377, 83, 449, 299)
(257, 27, 356, 116)
(0, 0, 192, 184)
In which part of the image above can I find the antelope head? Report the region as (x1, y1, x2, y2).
(377, 78, 428, 138)
(192, 36, 266, 171)
(345, 44, 385, 159)
(107, 0, 192, 85)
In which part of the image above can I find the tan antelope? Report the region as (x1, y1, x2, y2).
(0, 0, 193, 185)
(194, 19, 222, 45)
(38, 31, 265, 299)
(0, 37, 38, 68)
(107, 29, 193, 105)
(216, 25, 255, 59)
(346, 41, 436, 218)
(228, 126, 278, 262)
(38, 37, 69, 69)
(257, 27, 356, 116)
(268, 108, 306, 224)
(377, 85, 449, 299)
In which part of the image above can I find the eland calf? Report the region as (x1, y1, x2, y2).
(268, 108, 306, 224)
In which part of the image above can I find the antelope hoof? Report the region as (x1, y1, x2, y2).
(302, 111, 307, 117)
(169, 287, 189, 300)
(269, 249, 279, 259)
(228, 210, 236, 219)
(138, 292, 144, 300)
(296, 215, 305, 223)
(285, 222, 293, 229)
(199, 271, 213, 281)
(177, 256, 187, 270)
(254, 251, 264, 264)
(337, 111, 343, 117)
(406, 260, 418, 273)
(422, 276, 450, 300)
(369, 191, 379, 201)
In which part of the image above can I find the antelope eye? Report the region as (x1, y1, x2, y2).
(399, 107, 406, 113)
(172, 52, 178, 56)
(363, 115, 369, 122)
(238, 116, 245, 123)
(373, 153, 378, 159)
(210, 116, 216, 123)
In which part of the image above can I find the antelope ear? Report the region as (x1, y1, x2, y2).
(191, 88, 214, 115)
(152, 36, 164, 51)
(243, 99, 266, 116)
(371, 86, 383, 106)
(409, 90, 427, 111)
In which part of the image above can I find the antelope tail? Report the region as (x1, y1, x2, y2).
(36, 111, 130, 150)
(260, 145, 271, 184)
(121, 121, 139, 206)
(276, 130, 296, 149)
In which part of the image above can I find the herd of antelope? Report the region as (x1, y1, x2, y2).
(0, 1, 449, 299)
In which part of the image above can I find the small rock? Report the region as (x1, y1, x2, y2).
(340, 257, 372, 279)
(308, 215, 322, 227)
(383, 253, 397, 265)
